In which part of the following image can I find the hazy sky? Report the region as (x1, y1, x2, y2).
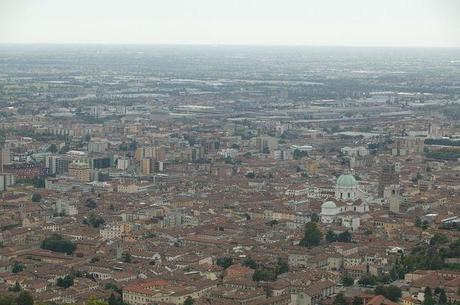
(1, 0, 459, 47)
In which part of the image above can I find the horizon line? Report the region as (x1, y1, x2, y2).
(0, 42, 459, 50)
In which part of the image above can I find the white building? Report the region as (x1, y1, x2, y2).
(0, 173, 15, 192)
(218, 148, 238, 159)
(320, 174, 369, 229)
(117, 158, 130, 170)
(100, 223, 130, 240)
(341, 146, 369, 157)
(88, 138, 110, 153)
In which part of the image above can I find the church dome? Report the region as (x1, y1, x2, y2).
(336, 174, 358, 188)
(321, 201, 337, 209)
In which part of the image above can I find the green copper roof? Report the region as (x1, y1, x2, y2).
(322, 201, 337, 209)
(336, 174, 358, 188)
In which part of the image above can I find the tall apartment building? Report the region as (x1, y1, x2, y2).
(378, 164, 400, 197)
(136, 146, 167, 162)
(0, 146, 11, 172)
(68, 161, 91, 182)
(88, 138, 110, 153)
(0, 173, 15, 192)
(255, 136, 278, 153)
(140, 158, 151, 175)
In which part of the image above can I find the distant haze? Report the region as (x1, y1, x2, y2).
(1, 0, 459, 47)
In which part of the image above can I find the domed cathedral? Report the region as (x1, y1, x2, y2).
(320, 173, 369, 229)
(335, 173, 366, 202)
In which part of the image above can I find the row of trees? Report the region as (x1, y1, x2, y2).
(374, 285, 402, 301)
(15, 177, 45, 188)
(251, 258, 289, 282)
(326, 230, 352, 243)
(83, 213, 105, 228)
(346, 235, 459, 288)
(40, 234, 76, 255)
(425, 149, 460, 161)
(300, 222, 322, 247)
(2, 283, 128, 305)
(402, 236, 460, 271)
(333, 293, 363, 305)
(300, 222, 353, 247)
(0, 291, 33, 305)
(423, 287, 448, 305)
(215, 256, 289, 282)
(425, 138, 460, 147)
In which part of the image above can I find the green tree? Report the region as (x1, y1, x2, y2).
(105, 283, 122, 294)
(341, 273, 354, 287)
(326, 230, 337, 243)
(352, 297, 363, 305)
(376, 285, 403, 300)
(422, 221, 429, 230)
(85, 198, 97, 209)
(107, 293, 125, 305)
(425, 287, 433, 298)
(12, 261, 24, 273)
(333, 293, 347, 305)
(378, 273, 392, 284)
(216, 257, 233, 269)
(16, 291, 33, 305)
(47, 144, 58, 153)
(121, 252, 132, 263)
(311, 213, 320, 223)
(253, 268, 277, 282)
(9, 282, 21, 292)
(245, 172, 255, 179)
(424, 287, 435, 305)
(438, 289, 448, 304)
(183, 297, 194, 305)
(389, 262, 406, 280)
(242, 258, 258, 269)
(401, 238, 460, 271)
(31, 193, 42, 202)
(86, 297, 108, 305)
(108, 294, 117, 305)
(293, 149, 309, 160)
(56, 274, 74, 288)
(41, 234, 76, 255)
(275, 258, 289, 275)
(300, 222, 322, 247)
(337, 231, 352, 243)
(382, 285, 402, 301)
(266, 220, 279, 227)
(84, 213, 105, 228)
(358, 275, 377, 287)
(0, 295, 16, 305)
(430, 233, 449, 246)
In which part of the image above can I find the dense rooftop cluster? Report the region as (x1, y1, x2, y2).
(0, 46, 459, 305)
